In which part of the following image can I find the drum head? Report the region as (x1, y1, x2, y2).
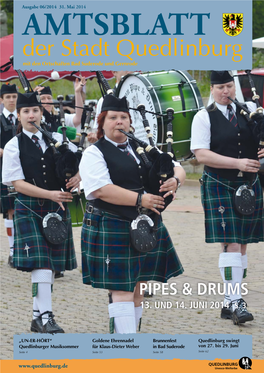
(117, 70, 204, 161)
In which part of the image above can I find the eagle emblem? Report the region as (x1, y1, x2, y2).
(223, 13, 243, 36)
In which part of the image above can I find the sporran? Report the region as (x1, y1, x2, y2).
(130, 214, 157, 253)
(42, 212, 68, 245)
(233, 185, 256, 216)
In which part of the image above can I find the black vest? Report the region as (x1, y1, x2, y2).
(18, 132, 61, 190)
(93, 137, 150, 220)
(205, 104, 258, 180)
(0, 113, 18, 149)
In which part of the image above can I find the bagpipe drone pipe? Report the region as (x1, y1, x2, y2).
(76, 101, 96, 154)
(95, 70, 115, 96)
(136, 104, 176, 209)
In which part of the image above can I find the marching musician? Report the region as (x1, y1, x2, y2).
(2, 92, 80, 333)
(191, 71, 264, 325)
(79, 94, 185, 334)
(0, 83, 18, 267)
(34, 76, 86, 133)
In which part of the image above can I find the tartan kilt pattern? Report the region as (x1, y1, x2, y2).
(13, 194, 77, 272)
(81, 211, 184, 292)
(201, 171, 264, 244)
(0, 183, 15, 216)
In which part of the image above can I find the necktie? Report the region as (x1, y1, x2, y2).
(117, 143, 135, 161)
(8, 113, 14, 125)
(227, 104, 237, 127)
(32, 135, 43, 152)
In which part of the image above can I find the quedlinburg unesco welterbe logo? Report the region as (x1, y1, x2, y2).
(223, 13, 243, 36)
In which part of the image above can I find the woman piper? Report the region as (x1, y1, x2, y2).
(191, 71, 264, 325)
(2, 92, 79, 333)
(79, 94, 185, 334)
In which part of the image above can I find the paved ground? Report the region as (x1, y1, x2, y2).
(1, 182, 263, 360)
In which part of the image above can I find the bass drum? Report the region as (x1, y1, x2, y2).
(116, 70, 204, 161)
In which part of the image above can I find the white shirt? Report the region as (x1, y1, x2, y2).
(190, 101, 257, 153)
(79, 135, 182, 200)
(65, 113, 75, 127)
(2, 128, 77, 186)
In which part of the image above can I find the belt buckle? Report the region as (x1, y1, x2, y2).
(87, 205, 94, 214)
(86, 218, 92, 226)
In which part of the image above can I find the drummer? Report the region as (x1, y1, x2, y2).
(2, 91, 79, 333)
(0, 83, 18, 267)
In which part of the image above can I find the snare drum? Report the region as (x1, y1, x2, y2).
(68, 182, 86, 227)
(116, 70, 204, 161)
(0, 183, 16, 216)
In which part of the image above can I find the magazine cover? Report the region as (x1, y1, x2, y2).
(0, 0, 263, 372)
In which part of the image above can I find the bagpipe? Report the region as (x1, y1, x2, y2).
(119, 103, 176, 211)
(9, 59, 82, 190)
(228, 70, 264, 173)
(135, 104, 176, 207)
(119, 108, 176, 253)
(29, 120, 79, 190)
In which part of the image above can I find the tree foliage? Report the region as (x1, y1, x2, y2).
(1, 0, 13, 35)
(253, 1, 264, 39)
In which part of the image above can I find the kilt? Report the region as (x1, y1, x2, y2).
(0, 183, 15, 217)
(81, 210, 184, 292)
(201, 171, 264, 244)
(13, 194, 77, 272)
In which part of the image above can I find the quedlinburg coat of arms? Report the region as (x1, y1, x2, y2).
(223, 13, 243, 36)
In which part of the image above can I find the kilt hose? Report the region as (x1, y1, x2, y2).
(0, 183, 15, 218)
(13, 194, 77, 272)
(81, 210, 184, 292)
(201, 171, 264, 244)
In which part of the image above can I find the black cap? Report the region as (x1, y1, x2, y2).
(16, 92, 42, 109)
(210, 71, 234, 85)
(39, 86, 52, 96)
(0, 84, 17, 96)
(101, 95, 129, 113)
